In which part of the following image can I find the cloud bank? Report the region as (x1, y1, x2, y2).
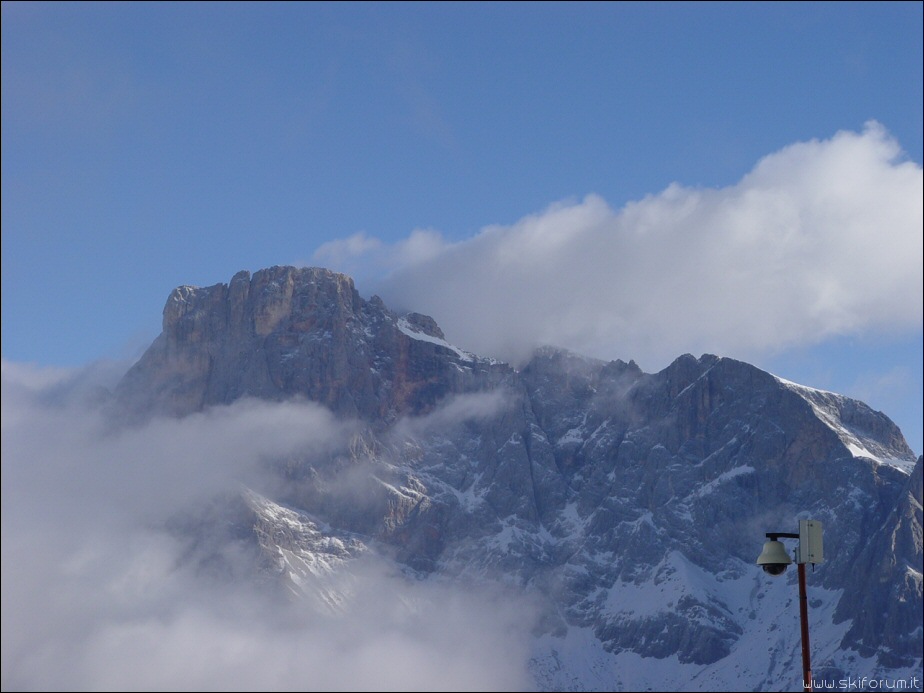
(316, 122, 923, 369)
(1, 362, 537, 691)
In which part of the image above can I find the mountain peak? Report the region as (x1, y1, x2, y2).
(162, 265, 361, 337)
(116, 266, 508, 420)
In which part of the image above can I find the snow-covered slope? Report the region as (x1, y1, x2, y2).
(777, 376, 917, 473)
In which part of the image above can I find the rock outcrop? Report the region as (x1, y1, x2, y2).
(116, 266, 509, 422)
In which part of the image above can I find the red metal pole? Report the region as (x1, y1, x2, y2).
(798, 562, 812, 692)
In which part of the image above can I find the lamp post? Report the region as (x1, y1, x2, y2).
(756, 519, 824, 693)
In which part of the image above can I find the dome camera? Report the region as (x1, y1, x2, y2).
(756, 538, 792, 577)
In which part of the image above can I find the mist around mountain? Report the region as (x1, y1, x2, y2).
(2, 266, 921, 692)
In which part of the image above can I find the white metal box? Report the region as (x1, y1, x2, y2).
(797, 519, 824, 564)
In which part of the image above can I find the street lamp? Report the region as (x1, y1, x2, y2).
(756, 519, 824, 693)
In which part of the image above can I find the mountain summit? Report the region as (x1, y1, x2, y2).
(116, 265, 922, 690)
(117, 265, 506, 421)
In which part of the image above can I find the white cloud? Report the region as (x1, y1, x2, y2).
(1, 362, 537, 691)
(2, 360, 353, 526)
(330, 123, 921, 370)
(312, 227, 450, 286)
(312, 231, 384, 272)
(393, 390, 514, 441)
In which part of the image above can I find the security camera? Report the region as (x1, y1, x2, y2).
(761, 562, 789, 576)
(756, 539, 792, 577)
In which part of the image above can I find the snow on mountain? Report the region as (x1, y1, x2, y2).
(242, 488, 368, 609)
(776, 376, 917, 473)
(114, 266, 923, 691)
(396, 315, 476, 362)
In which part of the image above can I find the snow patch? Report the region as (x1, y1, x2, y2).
(396, 317, 475, 361)
(689, 465, 755, 499)
(775, 376, 917, 474)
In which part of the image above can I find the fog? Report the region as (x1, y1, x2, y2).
(1, 360, 538, 691)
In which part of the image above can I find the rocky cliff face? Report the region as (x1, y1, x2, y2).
(116, 266, 923, 690)
(117, 266, 509, 422)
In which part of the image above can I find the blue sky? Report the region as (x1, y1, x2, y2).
(2, 1, 922, 453)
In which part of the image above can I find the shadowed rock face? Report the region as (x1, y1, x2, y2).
(115, 265, 922, 687)
(836, 454, 923, 667)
